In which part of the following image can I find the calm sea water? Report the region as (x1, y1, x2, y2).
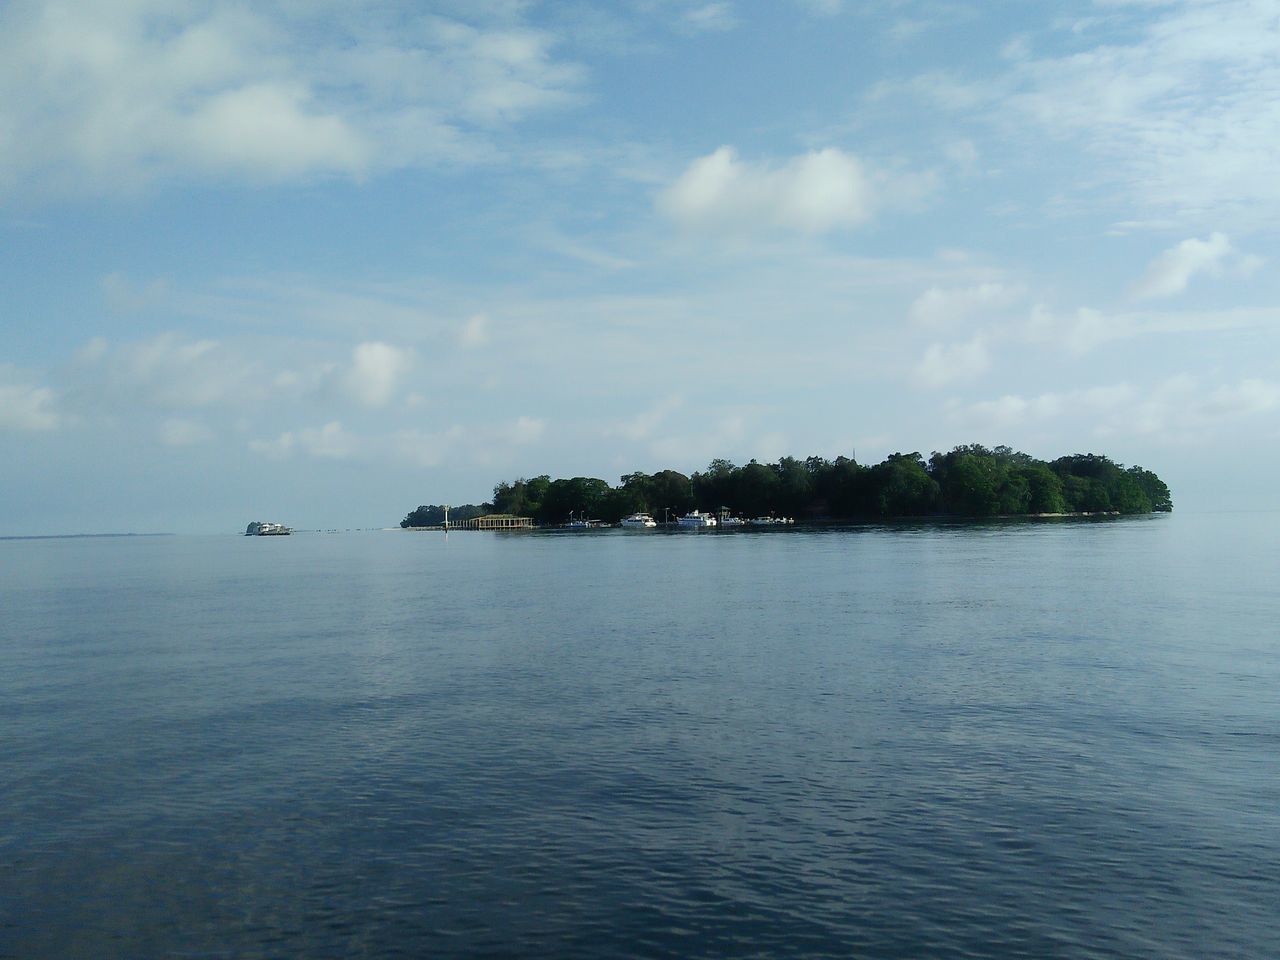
(3, 514, 1277, 959)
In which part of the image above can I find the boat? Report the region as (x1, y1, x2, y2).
(246, 521, 292, 536)
(718, 514, 745, 527)
(676, 510, 717, 528)
(620, 513, 657, 528)
(748, 516, 793, 526)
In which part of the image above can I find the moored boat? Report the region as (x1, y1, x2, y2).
(621, 513, 657, 528)
(676, 510, 717, 528)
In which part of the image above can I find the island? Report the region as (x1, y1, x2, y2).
(401, 445, 1171, 528)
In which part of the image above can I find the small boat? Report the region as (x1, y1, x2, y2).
(748, 516, 793, 526)
(621, 513, 657, 528)
(676, 510, 717, 528)
(246, 521, 292, 536)
(718, 515, 745, 527)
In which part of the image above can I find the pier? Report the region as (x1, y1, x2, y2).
(452, 514, 534, 530)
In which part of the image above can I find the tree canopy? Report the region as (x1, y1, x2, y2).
(400, 503, 491, 528)
(403, 445, 1171, 526)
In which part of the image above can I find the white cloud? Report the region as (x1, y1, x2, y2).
(1236, 253, 1266, 278)
(249, 414, 545, 471)
(880, 3, 1280, 226)
(0, 369, 60, 431)
(1202, 379, 1280, 419)
(458, 313, 491, 348)
(1021, 302, 1277, 355)
(913, 336, 990, 388)
(343, 342, 412, 408)
(649, 411, 746, 463)
(1130, 232, 1233, 300)
(392, 415, 547, 469)
(0, 1, 584, 197)
(606, 395, 684, 442)
(391, 425, 463, 469)
(680, 3, 737, 33)
(795, 0, 842, 16)
(68, 332, 259, 411)
(951, 375, 1280, 439)
(909, 282, 1022, 328)
(503, 415, 546, 444)
(102, 272, 169, 313)
(159, 418, 213, 446)
(1061, 307, 1118, 354)
(1022, 305, 1122, 355)
(944, 138, 979, 174)
(1000, 3, 1280, 223)
(951, 382, 1142, 432)
(250, 420, 358, 460)
(658, 146, 877, 235)
(60, 333, 425, 421)
(181, 82, 370, 180)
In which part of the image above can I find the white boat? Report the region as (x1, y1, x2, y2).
(748, 516, 793, 526)
(621, 513, 657, 528)
(718, 515, 745, 527)
(564, 519, 598, 530)
(677, 510, 717, 528)
(246, 521, 292, 536)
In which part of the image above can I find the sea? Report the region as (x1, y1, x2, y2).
(2, 513, 1277, 959)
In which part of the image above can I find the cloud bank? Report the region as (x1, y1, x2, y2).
(0, 0, 584, 198)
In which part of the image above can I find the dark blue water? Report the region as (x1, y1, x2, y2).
(3, 515, 1278, 958)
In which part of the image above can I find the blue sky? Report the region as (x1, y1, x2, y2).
(3, 0, 1278, 534)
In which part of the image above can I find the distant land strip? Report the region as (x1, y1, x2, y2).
(402, 444, 1171, 528)
(0, 533, 175, 541)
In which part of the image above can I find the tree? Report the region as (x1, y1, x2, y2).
(692, 459, 737, 510)
(401, 503, 490, 527)
(939, 453, 1002, 516)
(868, 453, 939, 516)
(773, 456, 813, 517)
(1012, 464, 1067, 514)
(650, 469, 695, 517)
(492, 476, 551, 517)
(1052, 454, 1156, 514)
(542, 477, 612, 522)
(1128, 466, 1173, 512)
(734, 461, 780, 517)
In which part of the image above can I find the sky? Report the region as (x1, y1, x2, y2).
(3, 0, 1278, 534)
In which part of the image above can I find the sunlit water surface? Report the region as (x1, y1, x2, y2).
(3, 514, 1277, 958)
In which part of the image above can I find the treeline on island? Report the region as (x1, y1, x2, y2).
(401, 445, 1172, 528)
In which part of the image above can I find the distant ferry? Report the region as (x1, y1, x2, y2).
(245, 521, 292, 536)
(620, 513, 657, 528)
(676, 510, 717, 528)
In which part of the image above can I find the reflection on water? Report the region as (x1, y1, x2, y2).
(3, 514, 1278, 958)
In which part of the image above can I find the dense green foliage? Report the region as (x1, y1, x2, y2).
(400, 503, 491, 528)
(469, 445, 1171, 524)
